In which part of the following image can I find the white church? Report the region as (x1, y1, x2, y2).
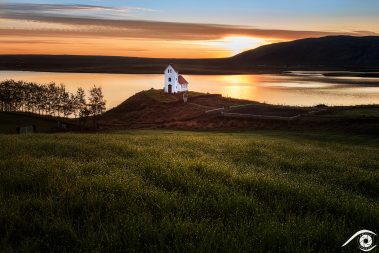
(163, 64, 189, 94)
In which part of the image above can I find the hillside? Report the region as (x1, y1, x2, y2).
(99, 89, 253, 128)
(98, 89, 379, 134)
(232, 36, 379, 68)
(1, 36, 379, 74)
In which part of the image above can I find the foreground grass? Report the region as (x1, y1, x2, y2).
(0, 130, 378, 252)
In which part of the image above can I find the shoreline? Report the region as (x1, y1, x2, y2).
(2, 68, 379, 78)
(1, 54, 379, 76)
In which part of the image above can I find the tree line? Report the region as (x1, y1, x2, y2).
(0, 80, 106, 118)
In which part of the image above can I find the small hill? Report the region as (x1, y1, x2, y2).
(99, 89, 253, 128)
(232, 36, 379, 68)
(99, 89, 379, 133)
(100, 90, 204, 127)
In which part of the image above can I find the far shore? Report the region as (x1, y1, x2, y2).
(1, 54, 379, 76)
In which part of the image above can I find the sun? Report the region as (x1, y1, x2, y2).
(190, 36, 269, 57)
(222, 36, 267, 55)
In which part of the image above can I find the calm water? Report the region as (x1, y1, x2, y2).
(1, 71, 379, 109)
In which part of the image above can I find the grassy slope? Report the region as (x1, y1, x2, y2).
(0, 112, 57, 134)
(142, 89, 209, 103)
(0, 130, 378, 252)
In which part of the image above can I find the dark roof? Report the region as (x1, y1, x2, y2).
(178, 75, 188, 85)
(167, 64, 178, 73)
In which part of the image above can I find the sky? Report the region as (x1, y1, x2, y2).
(0, 0, 378, 58)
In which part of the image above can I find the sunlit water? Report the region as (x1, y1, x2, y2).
(1, 71, 378, 109)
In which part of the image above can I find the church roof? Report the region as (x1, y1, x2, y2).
(178, 75, 188, 85)
(166, 64, 179, 73)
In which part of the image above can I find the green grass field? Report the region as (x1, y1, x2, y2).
(0, 130, 378, 252)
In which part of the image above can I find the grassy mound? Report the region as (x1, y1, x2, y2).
(0, 130, 378, 252)
(133, 89, 206, 104)
(143, 89, 179, 103)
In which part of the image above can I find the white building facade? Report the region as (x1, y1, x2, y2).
(164, 65, 189, 94)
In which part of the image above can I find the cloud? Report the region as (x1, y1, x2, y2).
(0, 3, 156, 20)
(0, 39, 75, 44)
(0, 3, 376, 42)
(352, 30, 379, 36)
(0, 3, 116, 12)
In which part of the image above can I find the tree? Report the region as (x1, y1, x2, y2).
(88, 86, 106, 128)
(88, 86, 106, 116)
(0, 82, 5, 111)
(26, 82, 39, 113)
(47, 82, 59, 116)
(37, 84, 48, 115)
(74, 87, 86, 118)
(0, 80, 106, 120)
(0, 80, 16, 111)
(57, 84, 73, 118)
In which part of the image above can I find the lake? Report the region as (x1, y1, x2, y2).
(1, 71, 379, 109)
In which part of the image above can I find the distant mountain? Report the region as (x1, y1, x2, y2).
(232, 36, 379, 68)
(1, 36, 379, 74)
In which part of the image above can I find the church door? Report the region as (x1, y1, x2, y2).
(168, 84, 172, 94)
